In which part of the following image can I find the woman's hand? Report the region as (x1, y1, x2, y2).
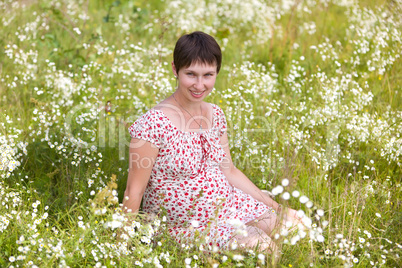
(280, 207, 306, 232)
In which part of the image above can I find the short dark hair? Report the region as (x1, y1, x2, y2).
(173, 31, 222, 74)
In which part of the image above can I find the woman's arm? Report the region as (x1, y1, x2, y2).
(219, 132, 281, 211)
(122, 138, 159, 216)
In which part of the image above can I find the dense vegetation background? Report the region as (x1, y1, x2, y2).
(0, 0, 401, 267)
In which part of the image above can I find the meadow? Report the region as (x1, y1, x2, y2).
(0, 0, 401, 267)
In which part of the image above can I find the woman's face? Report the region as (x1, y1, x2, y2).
(172, 61, 217, 102)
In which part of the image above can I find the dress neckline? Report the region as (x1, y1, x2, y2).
(153, 104, 217, 135)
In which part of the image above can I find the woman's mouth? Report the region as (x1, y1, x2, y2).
(190, 90, 206, 98)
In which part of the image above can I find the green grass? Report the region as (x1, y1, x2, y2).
(0, 0, 401, 267)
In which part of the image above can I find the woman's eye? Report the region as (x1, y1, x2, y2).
(187, 73, 194, 76)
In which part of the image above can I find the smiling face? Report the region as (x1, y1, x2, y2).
(172, 61, 217, 102)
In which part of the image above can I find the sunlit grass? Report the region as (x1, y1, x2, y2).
(0, 0, 401, 267)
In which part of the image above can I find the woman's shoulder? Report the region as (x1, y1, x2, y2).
(210, 103, 225, 118)
(135, 107, 165, 121)
(128, 108, 172, 147)
(152, 102, 178, 119)
(209, 103, 227, 136)
(129, 108, 168, 132)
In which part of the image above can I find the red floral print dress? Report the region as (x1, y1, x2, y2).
(129, 104, 272, 248)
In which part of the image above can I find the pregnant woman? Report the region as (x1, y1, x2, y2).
(123, 31, 301, 250)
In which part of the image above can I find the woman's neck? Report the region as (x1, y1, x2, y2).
(172, 91, 203, 115)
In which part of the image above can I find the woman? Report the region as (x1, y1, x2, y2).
(123, 31, 301, 250)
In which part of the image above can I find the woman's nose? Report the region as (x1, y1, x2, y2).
(193, 77, 204, 90)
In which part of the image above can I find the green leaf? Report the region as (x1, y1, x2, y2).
(44, 34, 55, 40)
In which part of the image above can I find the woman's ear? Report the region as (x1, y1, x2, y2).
(172, 61, 178, 77)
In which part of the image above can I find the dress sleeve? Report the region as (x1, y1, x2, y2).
(216, 105, 227, 137)
(128, 110, 162, 148)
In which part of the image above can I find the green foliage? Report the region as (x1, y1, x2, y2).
(0, 0, 401, 267)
